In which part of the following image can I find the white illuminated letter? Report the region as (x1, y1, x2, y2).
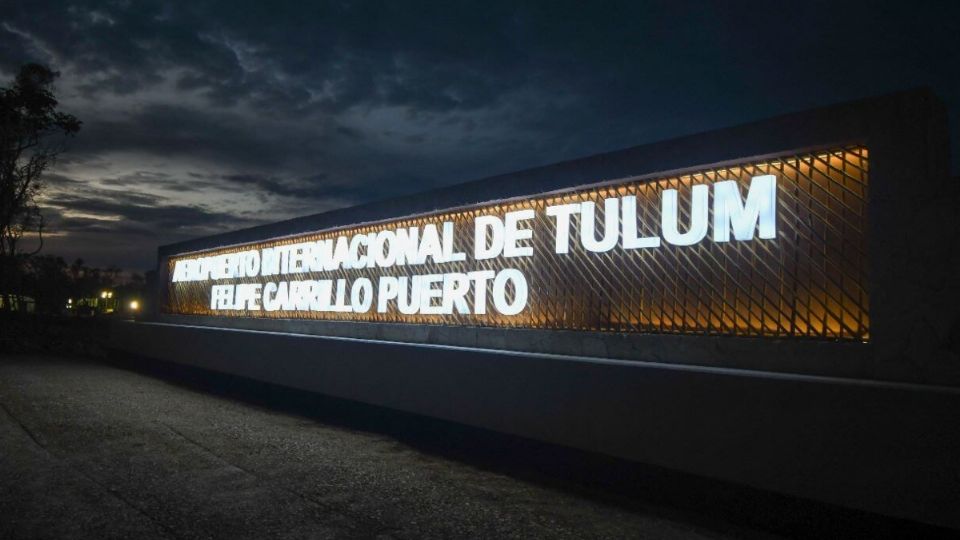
(492, 269, 528, 316)
(377, 276, 399, 313)
(261, 248, 278, 276)
(467, 270, 495, 314)
(365, 232, 378, 268)
(417, 224, 442, 264)
(474, 215, 505, 260)
(277, 246, 291, 274)
(622, 195, 660, 249)
(314, 280, 334, 311)
(348, 233, 368, 268)
(210, 285, 229, 310)
(504, 210, 534, 258)
(581, 199, 619, 253)
(262, 282, 279, 311)
(290, 280, 309, 311)
(290, 245, 305, 273)
(418, 274, 444, 315)
(184, 260, 199, 281)
(546, 203, 580, 254)
(198, 257, 213, 280)
(351, 278, 373, 313)
(372, 230, 398, 268)
(332, 279, 350, 311)
(243, 250, 261, 277)
(662, 185, 709, 246)
(713, 175, 777, 242)
(394, 227, 420, 266)
(212, 255, 226, 280)
(331, 237, 350, 270)
(441, 222, 467, 262)
(172, 260, 188, 282)
(247, 284, 262, 310)
(441, 273, 471, 315)
(277, 281, 293, 311)
(397, 277, 420, 314)
(310, 239, 332, 272)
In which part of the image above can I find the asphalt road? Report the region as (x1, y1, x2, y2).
(2, 354, 948, 539)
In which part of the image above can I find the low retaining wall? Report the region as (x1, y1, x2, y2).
(115, 88, 960, 529)
(111, 320, 960, 529)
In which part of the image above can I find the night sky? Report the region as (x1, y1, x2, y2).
(3, 1, 958, 271)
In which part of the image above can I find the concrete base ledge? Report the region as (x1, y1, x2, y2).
(111, 320, 960, 529)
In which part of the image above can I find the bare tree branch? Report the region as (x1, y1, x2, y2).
(0, 63, 80, 309)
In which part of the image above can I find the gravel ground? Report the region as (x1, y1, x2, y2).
(0, 354, 763, 539)
(1, 354, 943, 539)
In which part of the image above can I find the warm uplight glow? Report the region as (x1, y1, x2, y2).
(165, 146, 869, 341)
(129, 300, 140, 310)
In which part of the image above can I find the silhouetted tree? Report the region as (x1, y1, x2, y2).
(22, 254, 70, 313)
(69, 257, 84, 282)
(104, 265, 122, 286)
(0, 63, 80, 311)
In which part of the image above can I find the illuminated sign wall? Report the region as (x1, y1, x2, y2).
(165, 146, 869, 340)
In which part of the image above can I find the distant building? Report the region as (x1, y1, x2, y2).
(66, 290, 117, 316)
(0, 294, 35, 313)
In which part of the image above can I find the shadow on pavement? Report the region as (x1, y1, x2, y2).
(107, 351, 956, 540)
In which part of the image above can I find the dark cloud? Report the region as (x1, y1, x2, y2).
(44, 186, 255, 232)
(97, 171, 205, 192)
(33, 181, 264, 269)
(69, 104, 320, 169)
(3, 0, 959, 269)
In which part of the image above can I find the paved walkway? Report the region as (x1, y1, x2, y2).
(0, 354, 760, 539)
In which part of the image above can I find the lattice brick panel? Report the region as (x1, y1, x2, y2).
(165, 146, 869, 340)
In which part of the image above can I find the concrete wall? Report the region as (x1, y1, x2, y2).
(110, 89, 960, 528)
(111, 320, 960, 529)
(153, 88, 958, 386)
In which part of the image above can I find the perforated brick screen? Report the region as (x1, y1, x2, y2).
(165, 146, 869, 340)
